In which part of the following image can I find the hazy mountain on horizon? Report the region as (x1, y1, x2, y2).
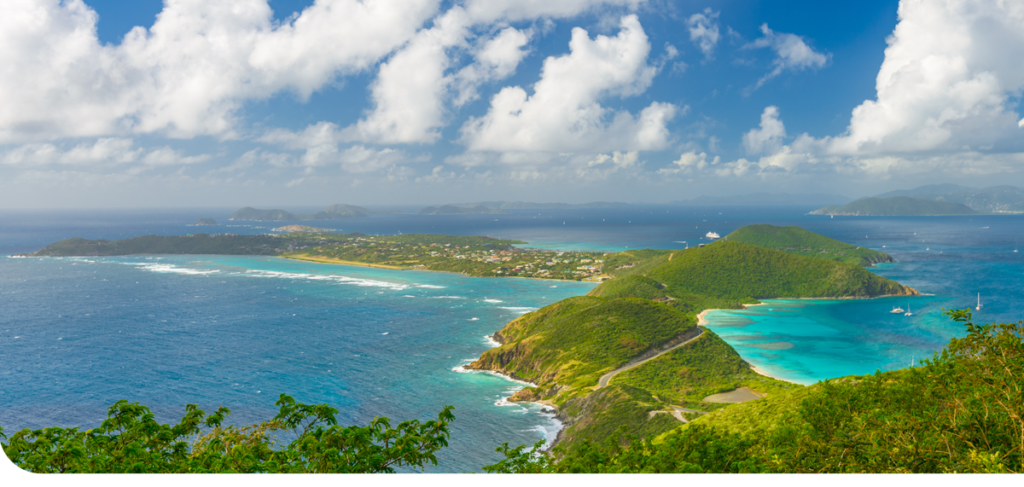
(672, 192, 852, 206)
(439, 201, 631, 210)
(872, 184, 1024, 213)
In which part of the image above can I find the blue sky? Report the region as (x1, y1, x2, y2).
(1, 0, 1022, 208)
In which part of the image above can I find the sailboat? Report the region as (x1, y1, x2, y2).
(905, 304, 912, 317)
(890, 305, 905, 314)
(976, 293, 983, 311)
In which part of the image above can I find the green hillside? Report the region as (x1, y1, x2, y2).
(725, 224, 894, 266)
(644, 241, 915, 301)
(468, 297, 696, 392)
(810, 196, 977, 216)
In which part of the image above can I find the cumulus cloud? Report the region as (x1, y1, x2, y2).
(459, 15, 677, 153)
(1, 138, 207, 167)
(345, 7, 470, 144)
(462, 0, 645, 23)
(658, 151, 719, 174)
(0, 0, 439, 143)
(742, 106, 786, 155)
(827, 0, 1024, 155)
(259, 121, 419, 172)
(686, 8, 720, 60)
(745, 23, 830, 91)
(451, 27, 533, 106)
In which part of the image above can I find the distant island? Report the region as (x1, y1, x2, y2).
(193, 218, 217, 226)
(674, 192, 851, 207)
(416, 205, 507, 215)
(811, 196, 977, 216)
(229, 204, 400, 221)
(874, 184, 1024, 213)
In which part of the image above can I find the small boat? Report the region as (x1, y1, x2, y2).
(905, 304, 912, 317)
(976, 293, 983, 311)
(890, 306, 905, 314)
(705, 232, 720, 239)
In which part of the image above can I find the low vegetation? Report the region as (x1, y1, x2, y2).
(725, 224, 894, 267)
(485, 311, 1024, 473)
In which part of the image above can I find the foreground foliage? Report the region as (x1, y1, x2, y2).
(486, 310, 1024, 473)
(1, 395, 454, 473)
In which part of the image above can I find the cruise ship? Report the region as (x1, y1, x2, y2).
(705, 231, 720, 239)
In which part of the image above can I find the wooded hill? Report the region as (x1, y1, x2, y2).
(724, 224, 894, 267)
(470, 231, 916, 452)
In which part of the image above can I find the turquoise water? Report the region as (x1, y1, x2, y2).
(0, 254, 594, 472)
(3, 207, 1024, 471)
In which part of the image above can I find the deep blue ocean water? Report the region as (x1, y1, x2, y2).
(2, 206, 1023, 471)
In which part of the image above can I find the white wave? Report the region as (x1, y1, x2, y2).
(433, 295, 465, 299)
(403, 295, 416, 298)
(239, 269, 409, 290)
(136, 263, 220, 275)
(416, 284, 445, 289)
(483, 299, 503, 303)
(452, 361, 537, 387)
(469, 317, 479, 321)
(499, 306, 538, 315)
(484, 335, 501, 347)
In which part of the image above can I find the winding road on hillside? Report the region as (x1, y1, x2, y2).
(597, 327, 705, 389)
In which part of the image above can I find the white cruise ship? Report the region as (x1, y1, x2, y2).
(705, 232, 720, 239)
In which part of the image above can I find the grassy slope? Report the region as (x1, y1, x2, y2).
(614, 331, 801, 409)
(469, 297, 696, 392)
(725, 224, 894, 267)
(645, 241, 915, 301)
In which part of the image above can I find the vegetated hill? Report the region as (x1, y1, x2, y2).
(874, 184, 1024, 213)
(468, 297, 697, 392)
(471, 236, 911, 451)
(193, 218, 217, 226)
(810, 196, 977, 216)
(645, 241, 916, 302)
(416, 205, 507, 215)
(673, 192, 851, 206)
(32, 234, 290, 256)
(725, 224, 894, 267)
(229, 204, 399, 221)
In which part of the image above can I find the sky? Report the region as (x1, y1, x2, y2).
(2, 0, 1023, 208)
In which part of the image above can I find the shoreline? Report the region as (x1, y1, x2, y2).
(282, 253, 600, 284)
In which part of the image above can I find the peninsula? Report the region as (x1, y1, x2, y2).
(19, 223, 950, 467)
(811, 196, 977, 216)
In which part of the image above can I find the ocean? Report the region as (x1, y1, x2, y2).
(1, 206, 1022, 471)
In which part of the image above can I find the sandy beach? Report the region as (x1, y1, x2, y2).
(282, 254, 407, 270)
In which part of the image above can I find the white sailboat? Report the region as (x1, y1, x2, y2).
(890, 305, 905, 314)
(705, 231, 720, 239)
(904, 304, 912, 317)
(976, 293, 983, 311)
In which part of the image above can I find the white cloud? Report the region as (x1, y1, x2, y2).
(259, 121, 418, 173)
(745, 23, 829, 91)
(462, 0, 645, 23)
(0, 138, 207, 167)
(0, 0, 439, 143)
(742, 106, 786, 155)
(459, 15, 677, 153)
(827, 0, 1024, 154)
(658, 151, 719, 174)
(451, 27, 533, 107)
(686, 8, 720, 60)
(345, 7, 470, 144)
